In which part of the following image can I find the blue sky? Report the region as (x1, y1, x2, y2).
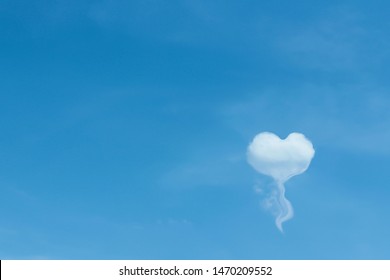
(1, 0, 390, 259)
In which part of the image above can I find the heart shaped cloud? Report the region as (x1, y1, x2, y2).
(247, 132, 315, 183)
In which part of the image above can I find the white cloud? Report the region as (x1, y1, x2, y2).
(247, 132, 315, 183)
(247, 132, 315, 232)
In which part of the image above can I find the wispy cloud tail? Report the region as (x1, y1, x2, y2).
(275, 181, 294, 232)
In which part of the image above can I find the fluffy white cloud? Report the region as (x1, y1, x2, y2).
(247, 132, 315, 232)
(247, 132, 315, 183)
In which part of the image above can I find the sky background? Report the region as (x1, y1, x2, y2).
(1, 0, 390, 259)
